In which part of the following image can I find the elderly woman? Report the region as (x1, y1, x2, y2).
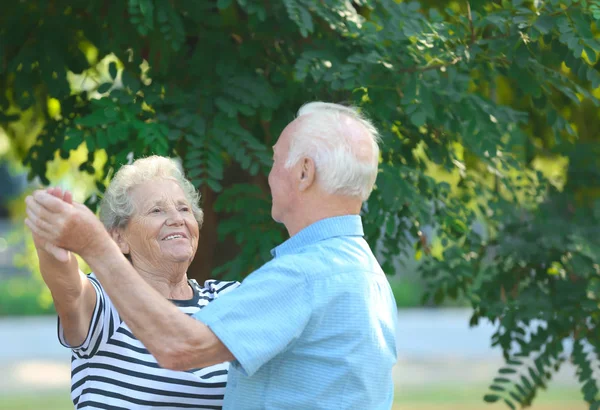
(28, 156, 238, 409)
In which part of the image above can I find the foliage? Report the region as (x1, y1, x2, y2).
(0, 277, 56, 316)
(0, 145, 101, 316)
(1, 0, 600, 408)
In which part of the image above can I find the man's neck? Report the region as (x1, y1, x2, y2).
(285, 196, 362, 237)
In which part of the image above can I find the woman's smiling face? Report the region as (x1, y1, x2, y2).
(117, 178, 199, 268)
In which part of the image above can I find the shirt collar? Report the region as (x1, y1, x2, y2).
(271, 215, 364, 258)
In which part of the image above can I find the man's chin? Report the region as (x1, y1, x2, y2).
(271, 210, 282, 224)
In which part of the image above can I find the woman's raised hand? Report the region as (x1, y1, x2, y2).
(25, 188, 106, 260)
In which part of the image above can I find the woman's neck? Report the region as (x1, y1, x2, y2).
(135, 266, 192, 300)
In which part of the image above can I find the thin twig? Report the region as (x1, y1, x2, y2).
(467, 1, 475, 45)
(398, 57, 462, 73)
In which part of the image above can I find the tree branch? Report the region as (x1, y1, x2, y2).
(398, 57, 462, 73)
(467, 1, 475, 45)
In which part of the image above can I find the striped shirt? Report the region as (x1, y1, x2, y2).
(58, 274, 239, 409)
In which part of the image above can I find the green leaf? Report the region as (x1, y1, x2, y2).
(108, 123, 129, 144)
(0, 112, 20, 122)
(95, 128, 108, 149)
(520, 375, 533, 391)
(515, 44, 529, 67)
(193, 117, 206, 135)
(534, 15, 554, 34)
(583, 380, 599, 402)
(217, 0, 233, 9)
(508, 391, 523, 403)
(206, 179, 222, 192)
(528, 367, 543, 385)
(410, 110, 427, 127)
(584, 46, 597, 64)
(122, 71, 141, 91)
(75, 110, 108, 127)
(507, 359, 523, 366)
(284, 0, 313, 37)
(86, 135, 96, 152)
(483, 394, 500, 403)
(63, 132, 84, 152)
(109, 62, 118, 80)
(503, 398, 516, 410)
(97, 83, 112, 94)
(215, 97, 237, 117)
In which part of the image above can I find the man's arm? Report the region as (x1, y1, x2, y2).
(26, 189, 234, 370)
(84, 239, 234, 370)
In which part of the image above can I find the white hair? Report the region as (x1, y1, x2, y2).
(99, 155, 204, 231)
(285, 102, 380, 201)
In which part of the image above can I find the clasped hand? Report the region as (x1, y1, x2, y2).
(25, 188, 105, 262)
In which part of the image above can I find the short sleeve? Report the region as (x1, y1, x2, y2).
(193, 261, 311, 377)
(201, 279, 240, 299)
(57, 274, 120, 358)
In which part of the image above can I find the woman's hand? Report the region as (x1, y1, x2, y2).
(28, 187, 72, 262)
(25, 188, 108, 260)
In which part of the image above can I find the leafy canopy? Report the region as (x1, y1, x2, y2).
(1, 1, 600, 408)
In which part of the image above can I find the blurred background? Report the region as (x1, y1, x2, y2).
(0, 155, 587, 409)
(1, 0, 599, 409)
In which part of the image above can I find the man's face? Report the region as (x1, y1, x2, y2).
(268, 123, 298, 224)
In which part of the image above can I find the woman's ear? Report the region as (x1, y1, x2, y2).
(111, 229, 130, 255)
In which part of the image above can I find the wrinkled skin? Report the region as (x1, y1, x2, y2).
(25, 189, 109, 261)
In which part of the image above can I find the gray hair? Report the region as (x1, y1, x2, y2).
(285, 102, 380, 201)
(99, 156, 204, 231)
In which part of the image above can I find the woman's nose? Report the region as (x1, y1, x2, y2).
(166, 209, 184, 225)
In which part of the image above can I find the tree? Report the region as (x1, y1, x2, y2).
(1, 0, 599, 408)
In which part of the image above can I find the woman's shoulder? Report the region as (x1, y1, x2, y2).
(191, 278, 240, 297)
(86, 272, 103, 290)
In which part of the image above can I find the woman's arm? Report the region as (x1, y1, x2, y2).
(26, 189, 233, 370)
(28, 188, 97, 347)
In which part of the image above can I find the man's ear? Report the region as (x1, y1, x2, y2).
(111, 229, 130, 255)
(299, 157, 316, 192)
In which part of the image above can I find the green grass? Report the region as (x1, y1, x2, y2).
(395, 385, 582, 403)
(0, 392, 72, 410)
(394, 385, 586, 410)
(0, 386, 586, 410)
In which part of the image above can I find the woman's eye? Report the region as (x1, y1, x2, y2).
(180, 207, 190, 212)
(151, 208, 161, 213)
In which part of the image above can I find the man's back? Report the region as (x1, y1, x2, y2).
(195, 216, 398, 409)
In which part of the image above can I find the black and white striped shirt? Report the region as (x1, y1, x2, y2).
(58, 274, 239, 409)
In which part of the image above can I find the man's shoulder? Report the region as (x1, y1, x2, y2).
(262, 243, 382, 290)
(252, 233, 382, 281)
(253, 254, 308, 280)
(300, 236, 380, 272)
(262, 247, 328, 280)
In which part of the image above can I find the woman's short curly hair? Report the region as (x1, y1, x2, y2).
(99, 156, 204, 231)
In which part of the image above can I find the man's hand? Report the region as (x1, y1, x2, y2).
(28, 188, 73, 262)
(25, 188, 109, 259)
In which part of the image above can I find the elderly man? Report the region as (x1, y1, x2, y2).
(26, 102, 398, 409)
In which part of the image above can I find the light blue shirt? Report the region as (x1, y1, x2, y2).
(194, 215, 398, 409)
